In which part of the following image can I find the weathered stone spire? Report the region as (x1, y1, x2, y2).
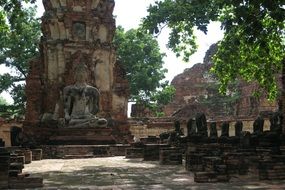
(25, 0, 129, 126)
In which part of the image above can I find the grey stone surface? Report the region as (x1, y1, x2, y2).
(23, 157, 285, 189)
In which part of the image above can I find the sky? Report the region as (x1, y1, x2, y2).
(1, 0, 224, 103)
(113, 0, 224, 81)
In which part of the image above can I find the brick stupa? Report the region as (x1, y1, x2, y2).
(24, 0, 131, 145)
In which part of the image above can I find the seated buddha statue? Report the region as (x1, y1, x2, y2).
(63, 63, 107, 128)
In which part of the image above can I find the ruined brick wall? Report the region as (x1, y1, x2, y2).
(235, 81, 278, 119)
(0, 125, 11, 147)
(25, 0, 129, 126)
(128, 117, 180, 138)
(163, 44, 278, 121)
(129, 119, 271, 139)
(0, 119, 22, 147)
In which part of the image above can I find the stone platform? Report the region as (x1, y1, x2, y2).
(41, 144, 131, 159)
(23, 126, 118, 145)
(0, 147, 43, 189)
(0, 138, 5, 147)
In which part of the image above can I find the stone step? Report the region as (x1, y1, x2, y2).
(31, 149, 42, 161)
(50, 135, 115, 141)
(194, 172, 230, 183)
(0, 178, 8, 189)
(0, 138, 4, 147)
(49, 135, 116, 145)
(12, 149, 33, 164)
(159, 148, 183, 165)
(10, 155, 25, 165)
(143, 144, 169, 161)
(9, 175, 43, 189)
(54, 127, 113, 136)
(125, 148, 144, 158)
(42, 144, 130, 159)
(9, 170, 21, 177)
(63, 154, 95, 159)
(10, 162, 24, 170)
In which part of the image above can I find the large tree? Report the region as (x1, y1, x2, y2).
(0, 4, 41, 116)
(114, 26, 175, 108)
(143, 0, 285, 130)
(0, 0, 36, 21)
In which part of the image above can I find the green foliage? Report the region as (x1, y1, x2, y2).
(142, 0, 218, 62)
(0, 96, 8, 105)
(213, 13, 285, 100)
(151, 85, 176, 106)
(148, 85, 176, 117)
(0, 96, 20, 119)
(0, 0, 36, 28)
(114, 26, 168, 102)
(196, 80, 241, 116)
(114, 26, 176, 116)
(143, 0, 285, 100)
(0, 4, 41, 116)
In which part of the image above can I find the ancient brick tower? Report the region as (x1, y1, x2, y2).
(25, 0, 129, 128)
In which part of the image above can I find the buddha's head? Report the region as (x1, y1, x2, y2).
(74, 63, 88, 84)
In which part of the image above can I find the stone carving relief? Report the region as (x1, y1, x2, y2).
(72, 22, 86, 40)
(64, 51, 92, 85)
(44, 0, 105, 10)
(94, 0, 115, 18)
(91, 24, 100, 41)
(98, 24, 108, 42)
(91, 0, 100, 9)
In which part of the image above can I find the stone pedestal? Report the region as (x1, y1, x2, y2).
(198, 157, 230, 182)
(259, 160, 285, 180)
(194, 172, 230, 183)
(9, 162, 24, 177)
(41, 144, 130, 159)
(31, 149, 42, 161)
(140, 136, 160, 144)
(0, 147, 44, 188)
(9, 176, 43, 189)
(23, 150, 32, 164)
(23, 126, 118, 145)
(0, 138, 4, 147)
(280, 146, 285, 154)
(159, 147, 182, 165)
(0, 148, 9, 189)
(186, 152, 206, 172)
(143, 144, 169, 161)
(49, 127, 116, 145)
(223, 153, 249, 175)
(10, 155, 25, 165)
(14, 149, 32, 164)
(144, 144, 160, 161)
(125, 148, 144, 158)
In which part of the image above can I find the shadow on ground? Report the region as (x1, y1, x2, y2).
(23, 157, 285, 190)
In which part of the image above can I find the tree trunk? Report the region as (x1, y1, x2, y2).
(282, 59, 285, 134)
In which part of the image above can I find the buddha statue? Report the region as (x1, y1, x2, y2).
(63, 63, 107, 128)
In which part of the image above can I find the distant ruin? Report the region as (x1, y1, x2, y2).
(163, 44, 278, 121)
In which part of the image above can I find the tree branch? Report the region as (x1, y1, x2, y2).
(1, 60, 27, 78)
